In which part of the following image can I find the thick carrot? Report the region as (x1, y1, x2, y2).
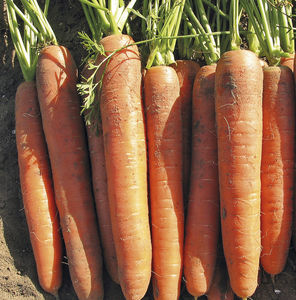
(260, 66, 295, 275)
(36, 45, 104, 300)
(215, 49, 263, 298)
(184, 64, 219, 297)
(97, 34, 152, 300)
(171, 60, 200, 201)
(144, 65, 184, 300)
(81, 66, 118, 284)
(15, 81, 63, 296)
(280, 53, 294, 72)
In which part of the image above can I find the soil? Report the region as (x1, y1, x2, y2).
(1, 1, 296, 299)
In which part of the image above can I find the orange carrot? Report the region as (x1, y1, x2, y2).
(171, 60, 200, 200)
(81, 66, 119, 284)
(280, 53, 294, 72)
(144, 65, 184, 300)
(97, 34, 152, 300)
(215, 50, 263, 298)
(260, 66, 295, 275)
(36, 45, 104, 300)
(15, 81, 63, 296)
(184, 64, 219, 297)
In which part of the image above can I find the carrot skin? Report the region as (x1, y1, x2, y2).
(215, 50, 263, 298)
(36, 46, 104, 300)
(171, 60, 200, 200)
(184, 64, 219, 297)
(98, 34, 152, 300)
(260, 66, 295, 275)
(81, 66, 119, 284)
(280, 53, 294, 72)
(144, 66, 184, 300)
(15, 81, 63, 296)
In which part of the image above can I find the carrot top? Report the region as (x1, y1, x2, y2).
(6, 0, 57, 81)
(241, 0, 292, 65)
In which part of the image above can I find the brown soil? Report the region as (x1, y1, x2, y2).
(1, 1, 296, 299)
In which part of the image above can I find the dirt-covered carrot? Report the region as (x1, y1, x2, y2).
(215, 48, 263, 299)
(79, 2, 152, 299)
(7, 2, 63, 296)
(142, 2, 185, 299)
(260, 65, 295, 275)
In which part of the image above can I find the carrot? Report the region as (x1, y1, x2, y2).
(215, 49, 263, 298)
(144, 65, 183, 300)
(15, 81, 63, 296)
(260, 66, 295, 275)
(171, 60, 200, 201)
(280, 53, 294, 72)
(184, 64, 219, 297)
(81, 66, 118, 284)
(97, 34, 152, 300)
(7, 2, 63, 296)
(36, 45, 104, 300)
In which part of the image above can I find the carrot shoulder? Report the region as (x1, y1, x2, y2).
(144, 65, 184, 300)
(184, 64, 219, 297)
(15, 81, 63, 296)
(98, 34, 152, 300)
(36, 45, 104, 300)
(215, 50, 263, 298)
(260, 66, 295, 275)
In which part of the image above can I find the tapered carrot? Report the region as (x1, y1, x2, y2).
(36, 45, 104, 300)
(171, 60, 200, 201)
(184, 64, 219, 297)
(81, 66, 118, 284)
(260, 66, 295, 275)
(144, 66, 184, 300)
(215, 49, 263, 298)
(7, 3, 63, 296)
(15, 82, 63, 296)
(97, 34, 152, 300)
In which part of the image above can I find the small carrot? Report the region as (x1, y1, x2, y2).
(81, 65, 118, 284)
(98, 34, 152, 300)
(171, 60, 200, 201)
(215, 49, 263, 298)
(15, 81, 63, 296)
(184, 64, 219, 297)
(260, 65, 295, 275)
(36, 45, 104, 300)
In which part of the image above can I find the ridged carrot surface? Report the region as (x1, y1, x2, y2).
(15, 81, 63, 296)
(98, 34, 152, 300)
(144, 65, 184, 300)
(260, 66, 295, 275)
(184, 64, 219, 297)
(36, 45, 104, 300)
(215, 50, 263, 298)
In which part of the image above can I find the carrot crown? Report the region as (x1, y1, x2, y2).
(142, 0, 186, 68)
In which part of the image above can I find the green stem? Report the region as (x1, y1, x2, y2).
(201, 0, 229, 19)
(229, 0, 241, 50)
